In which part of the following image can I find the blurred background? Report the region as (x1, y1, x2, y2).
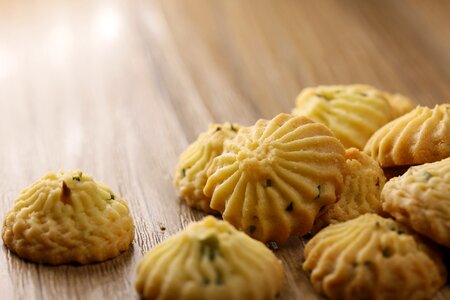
(1, 1, 449, 114)
(1, 0, 449, 152)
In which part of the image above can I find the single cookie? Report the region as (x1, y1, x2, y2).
(204, 113, 346, 244)
(382, 157, 450, 247)
(364, 104, 450, 167)
(292, 84, 410, 150)
(174, 123, 240, 214)
(135, 216, 284, 300)
(2, 170, 134, 265)
(313, 148, 386, 232)
(303, 214, 447, 300)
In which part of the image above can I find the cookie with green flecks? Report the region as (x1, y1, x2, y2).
(135, 216, 284, 300)
(382, 157, 450, 248)
(304, 214, 446, 300)
(2, 170, 134, 264)
(174, 123, 240, 214)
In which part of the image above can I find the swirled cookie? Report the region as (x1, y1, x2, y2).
(292, 84, 411, 150)
(2, 170, 134, 265)
(135, 216, 284, 300)
(303, 214, 447, 300)
(313, 148, 386, 232)
(174, 123, 240, 213)
(382, 157, 450, 247)
(204, 113, 346, 244)
(364, 104, 450, 167)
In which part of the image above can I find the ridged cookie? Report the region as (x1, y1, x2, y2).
(135, 216, 284, 300)
(364, 104, 450, 167)
(204, 113, 346, 244)
(303, 214, 447, 300)
(313, 148, 386, 232)
(292, 84, 412, 150)
(174, 123, 240, 213)
(2, 170, 134, 265)
(382, 157, 450, 247)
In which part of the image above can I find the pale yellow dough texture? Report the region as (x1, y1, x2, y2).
(303, 214, 447, 300)
(313, 148, 386, 232)
(382, 157, 450, 247)
(2, 170, 134, 265)
(364, 104, 450, 167)
(174, 123, 240, 213)
(135, 216, 284, 300)
(292, 84, 413, 150)
(204, 113, 346, 244)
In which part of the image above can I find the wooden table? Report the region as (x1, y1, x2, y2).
(0, 0, 449, 299)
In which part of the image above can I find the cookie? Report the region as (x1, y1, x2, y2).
(303, 214, 447, 300)
(313, 148, 386, 232)
(135, 216, 284, 300)
(382, 157, 450, 247)
(204, 113, 346, 244)
(292, 84, 411, 150)
(364, 104, 450, 167)
(174, 123, 240, 213)
(2, 170, 134, 265)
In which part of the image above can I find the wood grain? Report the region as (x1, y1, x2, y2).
(0, 0, 449, 299)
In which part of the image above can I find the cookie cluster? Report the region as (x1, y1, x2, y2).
(170, 84, 449, 299)
(3, 83, 447, 299)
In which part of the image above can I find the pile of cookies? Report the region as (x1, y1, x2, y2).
(170, 84, 449, 299)
(1, 84, 448, 300)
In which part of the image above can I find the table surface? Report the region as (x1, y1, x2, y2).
(0, 0, 449, 299)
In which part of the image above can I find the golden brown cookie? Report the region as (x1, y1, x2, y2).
(292, 84, 411, 150)
(382, 157, 450, 247)
(174, 123, 240, 213)
(313, 148, 386, 232)
(364, 104, 450, 167)
(204, 113, 346, 244)
(135, 216, 284, 300)
(303, 214, 447, 300)
(2, 170, 134, 265)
